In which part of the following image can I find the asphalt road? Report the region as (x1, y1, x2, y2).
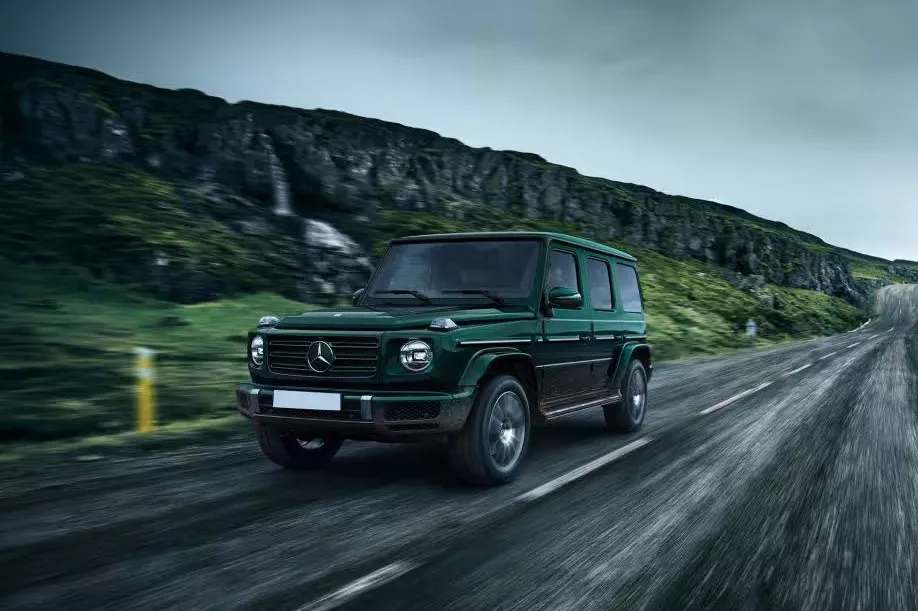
(2, 285, 916, 611)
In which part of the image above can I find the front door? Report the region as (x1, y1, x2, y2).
(537, 248, 595, 410)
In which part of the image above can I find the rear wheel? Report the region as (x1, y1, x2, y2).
(448, 375, 531, 486)
(603, 359, 648, 433)
(255, 423, 343, 469)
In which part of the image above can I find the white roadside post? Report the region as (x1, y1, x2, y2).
(135, 347, 156, 433)
(745, 319, 757, 338)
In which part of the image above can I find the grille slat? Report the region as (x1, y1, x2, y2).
(267, 335, 380, 378)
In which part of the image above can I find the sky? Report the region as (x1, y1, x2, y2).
(1, 0, 917, 261)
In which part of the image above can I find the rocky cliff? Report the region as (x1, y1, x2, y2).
(0, 52, 904, 307)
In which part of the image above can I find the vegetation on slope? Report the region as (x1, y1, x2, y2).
(0, 163, 308, 303)
(0, 166, 865, 448)
(0, 264, 312, 444)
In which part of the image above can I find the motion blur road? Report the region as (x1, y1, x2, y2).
(3, 285, 917, 611)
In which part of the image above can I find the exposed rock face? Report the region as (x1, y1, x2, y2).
(0, 52, 892, 307)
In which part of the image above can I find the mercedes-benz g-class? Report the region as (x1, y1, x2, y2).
(236, 231, 652, 486)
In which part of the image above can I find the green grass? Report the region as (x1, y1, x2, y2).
(847, 256, 918, 282)
(0, 163, 308, 302)
(0, 249, 865, 450)
(0, 183, 866, 451)
(0, 264, 313, 444)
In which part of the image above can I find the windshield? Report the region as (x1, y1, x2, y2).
(367, 239, 542, 302)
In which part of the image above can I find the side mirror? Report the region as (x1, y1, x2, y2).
(352, 287, 366, 305)
(547, 286, 582, 309)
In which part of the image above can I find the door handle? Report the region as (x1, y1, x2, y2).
(579, 333, 592, 342)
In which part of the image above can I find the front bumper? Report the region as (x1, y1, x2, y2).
(236, 383, 475, 440)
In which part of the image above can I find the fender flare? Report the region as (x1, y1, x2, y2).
(457, 347, 537, 389)
(610, 342, 652, 389)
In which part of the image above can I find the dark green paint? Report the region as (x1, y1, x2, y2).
(240, 232, 651, 439)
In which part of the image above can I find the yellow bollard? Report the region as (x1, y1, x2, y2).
(135, 347, 156, 433)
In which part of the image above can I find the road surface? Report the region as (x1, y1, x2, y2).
(2, 285, 917, 611)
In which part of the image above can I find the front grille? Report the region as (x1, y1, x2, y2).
(385, 402, 441, 421)
(267, 335, 380, 378)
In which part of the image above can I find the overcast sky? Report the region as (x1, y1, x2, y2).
(2, 0, 916, 260)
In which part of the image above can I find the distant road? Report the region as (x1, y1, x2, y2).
(2, 285, 917, 611)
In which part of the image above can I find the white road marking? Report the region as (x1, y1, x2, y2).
(699, 382, 773, 416)
(297, 561, 421, 611)
(817, 351, 839, 361)
(888, 327, 895, 333)
(517, 437, 654, 502)
(846, 342, 860, 349)
(868, 334, 878, 340)
(781, 363, 812, 378)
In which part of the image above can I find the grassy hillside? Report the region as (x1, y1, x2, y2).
(0, 258, 863, 448)
(846, 256, 918, 283)
(0, 264, 312, 444)
(0, 165, 867, 449)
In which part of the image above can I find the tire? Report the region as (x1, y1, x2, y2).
(448, 375, 531, 486)
(603, 359, 648, 433)
(255, 423, 343, 469)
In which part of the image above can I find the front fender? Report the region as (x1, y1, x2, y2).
(458, 347, 532, 388)
(610, 342, 653, 388)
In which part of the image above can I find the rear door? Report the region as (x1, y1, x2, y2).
(538, 246, 594, 409)
(584, 255, 623, 395)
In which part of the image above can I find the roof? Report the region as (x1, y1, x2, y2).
(392, 230, 638, 262)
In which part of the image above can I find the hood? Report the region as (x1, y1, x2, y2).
(273, 305, 536, 331)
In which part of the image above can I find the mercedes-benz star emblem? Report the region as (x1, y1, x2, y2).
(306, 340, 336, 373)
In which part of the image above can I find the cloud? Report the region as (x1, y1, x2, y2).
(1, 0, 916, 259)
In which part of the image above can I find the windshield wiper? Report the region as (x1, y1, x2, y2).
(441, 289, 506, 306)
(374, 289, 434, 305)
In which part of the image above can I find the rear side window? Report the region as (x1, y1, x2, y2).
(547, 250, 580, 292)
(617, 263, 643, 313)
(587, 258, 614, 311)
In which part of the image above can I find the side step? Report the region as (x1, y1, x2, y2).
(543, 392, 622, 420)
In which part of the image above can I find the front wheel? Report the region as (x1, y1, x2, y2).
(448, 375, 531, 486)
(255, 423, 343, 469)
(604, 359, 648, 433)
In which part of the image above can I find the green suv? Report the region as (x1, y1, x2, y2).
(236, 231, 652, 486)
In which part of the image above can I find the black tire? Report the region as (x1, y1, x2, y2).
(255, 423, 343, 469)
(604, 359, 648, 433)
(448, 375, 531, 486)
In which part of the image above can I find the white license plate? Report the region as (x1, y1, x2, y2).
(273, 390, 341, 411)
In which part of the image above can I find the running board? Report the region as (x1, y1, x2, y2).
(543, 392, 622, 420)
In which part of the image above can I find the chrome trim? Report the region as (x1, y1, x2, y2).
(594, 335, 620, 341)
(538, 357, 613, 369)
(547, 337, 580, 342)
(624, 335, 647, 340)
(360, 395, 373, 420)
(457, 339, 531, 346)
(544, 392, 622, 419)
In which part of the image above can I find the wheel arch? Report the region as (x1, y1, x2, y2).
(459, 349, 539, 416)
(611, 342, 653, 388)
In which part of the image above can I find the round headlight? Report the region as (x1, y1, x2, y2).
(399, 340, 432, 372)
(250, 336, 265, 367)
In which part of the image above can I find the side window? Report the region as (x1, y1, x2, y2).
(548, 250, 580, 293)
(617, 263, 643, 313)
(587, 258, 614, 311)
